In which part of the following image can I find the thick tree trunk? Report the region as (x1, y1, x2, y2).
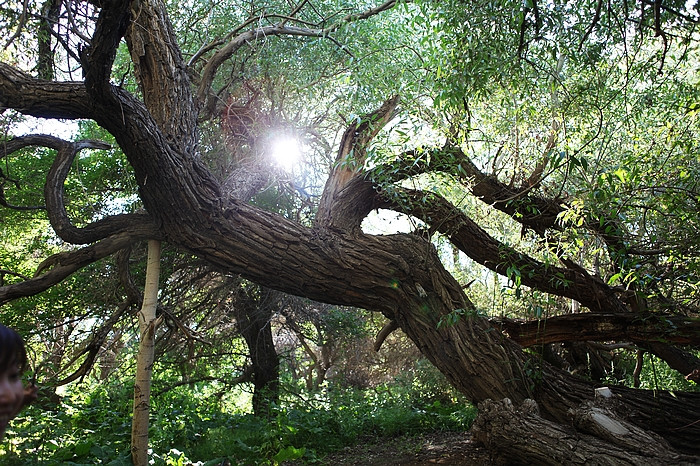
(131, 240, 161, 466)
(86, 84, 700, 458)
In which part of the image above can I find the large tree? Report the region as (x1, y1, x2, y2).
(1, 0, 699, 461)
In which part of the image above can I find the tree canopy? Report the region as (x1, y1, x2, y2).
(1, 0, 699, 462)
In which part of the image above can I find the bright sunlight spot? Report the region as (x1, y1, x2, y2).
(362, 209, 422, 235)
(270, 136, 302, 172)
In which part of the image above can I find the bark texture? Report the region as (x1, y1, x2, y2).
(493, 313, 700, 347)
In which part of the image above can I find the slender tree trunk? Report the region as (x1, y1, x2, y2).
(131, 240, 161, 466)
(37, 0, 61, 80)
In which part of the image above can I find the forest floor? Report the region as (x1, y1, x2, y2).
(288, 430, 492, 465)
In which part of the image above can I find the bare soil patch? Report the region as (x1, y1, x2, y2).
(305, 431, 491, 465)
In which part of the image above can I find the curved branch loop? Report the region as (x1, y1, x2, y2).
(44, 137, 160, 244)
(2, 134, 159, 245)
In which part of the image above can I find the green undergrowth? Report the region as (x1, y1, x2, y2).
(0, 378, 477, 465)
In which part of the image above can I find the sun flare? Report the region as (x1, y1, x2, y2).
(271, 136, 302, 171)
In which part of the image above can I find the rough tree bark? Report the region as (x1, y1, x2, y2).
(0, 0, 699, 461)
(373, 165, 700, 380)
(491, 313, 700, 347)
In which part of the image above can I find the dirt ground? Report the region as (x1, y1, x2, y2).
(303, 431, 492, 465)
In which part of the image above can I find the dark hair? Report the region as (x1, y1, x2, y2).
(0, 324, 28, 374)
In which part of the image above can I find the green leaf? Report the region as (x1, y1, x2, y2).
(273, 445, 306, 463)
(607, 273, 622, 285)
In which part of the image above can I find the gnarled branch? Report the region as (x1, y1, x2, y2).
(43, 135, 160, 244)
(379, 187, 628, 314)
(0, 63, 93, 120)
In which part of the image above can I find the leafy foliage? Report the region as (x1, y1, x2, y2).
(1, 362, 476, 464)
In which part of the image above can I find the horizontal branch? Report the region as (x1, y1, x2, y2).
(2, 134, 69, 154)
(372, 145, 631, 260)
(491, 313, 700, 347)
(152, 368, 253, 397)
(369, 145, 564, 235)
(0, 269, 30, 282)
(0, 188, 44, 212)
(197, 25, 337, 113)
(0, 63, 161, 158)
(0, 63, 94, 120)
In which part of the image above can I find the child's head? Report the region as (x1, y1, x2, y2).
(0, 324, 29, 439)
(0, 324, 28, 376)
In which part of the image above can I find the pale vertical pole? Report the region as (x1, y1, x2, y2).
(131, 240, 161, 466)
